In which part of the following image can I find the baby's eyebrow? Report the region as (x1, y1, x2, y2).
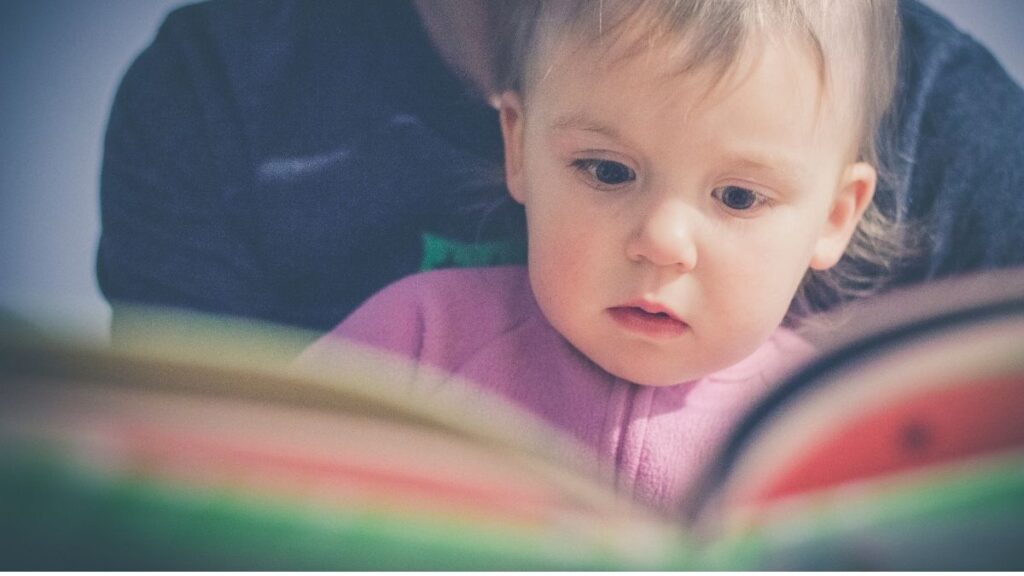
(720, 150, 807, 183)
(549, 112, 622, 140)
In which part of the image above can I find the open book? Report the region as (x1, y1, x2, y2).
(2, 268, 1023, 570)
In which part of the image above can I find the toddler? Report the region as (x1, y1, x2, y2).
(301, 0, 903, 511)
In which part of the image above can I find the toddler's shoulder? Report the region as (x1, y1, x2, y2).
(395, 265, 529, 290)
(376, 266, 532, 315)
(309, 266, 536, 366)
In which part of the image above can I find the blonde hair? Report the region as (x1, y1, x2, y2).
(494, 0, 910, 323)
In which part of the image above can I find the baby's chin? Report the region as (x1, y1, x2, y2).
(594, 355, 722, 387)
(589, 334, 783, 386)
(583, 329, 777, 386)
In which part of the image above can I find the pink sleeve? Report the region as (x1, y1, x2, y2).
(297, 276, 427, 366)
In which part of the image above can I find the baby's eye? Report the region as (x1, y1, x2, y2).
(573, 159, 636, 187)
(711, 185, 769, 213)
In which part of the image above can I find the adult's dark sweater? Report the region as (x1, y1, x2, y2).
(97, 0, 1024, 336)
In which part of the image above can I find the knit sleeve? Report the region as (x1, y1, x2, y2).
(909, 44, 1024, 277)
(298, 274, 428, 367)
(890, 1, 1024, 286)
(97, 4, 276, 335)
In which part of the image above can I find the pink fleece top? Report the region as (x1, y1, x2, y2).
(300, 266, 813, 512)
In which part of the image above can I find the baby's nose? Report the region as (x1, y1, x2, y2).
(626, 201, 698, 272)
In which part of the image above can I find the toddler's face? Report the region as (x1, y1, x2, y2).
(501, 34, 875, 386)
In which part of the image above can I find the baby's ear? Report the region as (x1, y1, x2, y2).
(499, 91, 527, 204)
(810, 162, 877, 270)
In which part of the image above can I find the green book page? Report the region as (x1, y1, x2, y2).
(700, 452, 1024, 570)
(0, 447, 697, 570)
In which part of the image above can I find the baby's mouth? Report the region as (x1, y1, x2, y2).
(607, 306, 688, 338)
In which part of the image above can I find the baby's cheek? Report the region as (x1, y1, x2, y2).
(702, 325, 768, 374)
(702, 290, 786, 364)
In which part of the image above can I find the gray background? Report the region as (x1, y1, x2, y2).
(1, 0, 1022, 340)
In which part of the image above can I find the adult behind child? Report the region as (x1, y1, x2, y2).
(97, 0, 1024, 340)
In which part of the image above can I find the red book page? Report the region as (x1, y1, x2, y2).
(751, 375, 1024, 504)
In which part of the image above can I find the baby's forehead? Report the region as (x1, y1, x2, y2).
(529, 23, 865, 162)
(543, 8, 823, 84)
(529, 13, 860, 138)
(535, 23, 822, 102)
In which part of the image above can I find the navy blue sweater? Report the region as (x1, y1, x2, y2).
(98, 0, 1024, 333)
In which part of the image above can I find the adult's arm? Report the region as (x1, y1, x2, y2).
(97, 1, 510, 340)
(890, 0, 1024, 285)
(97, 3, 281, 337)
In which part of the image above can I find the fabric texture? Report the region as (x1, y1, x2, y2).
(98, 0, 514, 333)
(98, 0, 1024, 335)
(299, 266, 815, 512)
(888, 0, 1024, 283)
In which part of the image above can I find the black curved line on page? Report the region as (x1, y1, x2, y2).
(683, 295, 1024, 523)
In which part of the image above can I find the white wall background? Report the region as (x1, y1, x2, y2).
(1, 0, 1022, 341)
(1, 0, 188, 339)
